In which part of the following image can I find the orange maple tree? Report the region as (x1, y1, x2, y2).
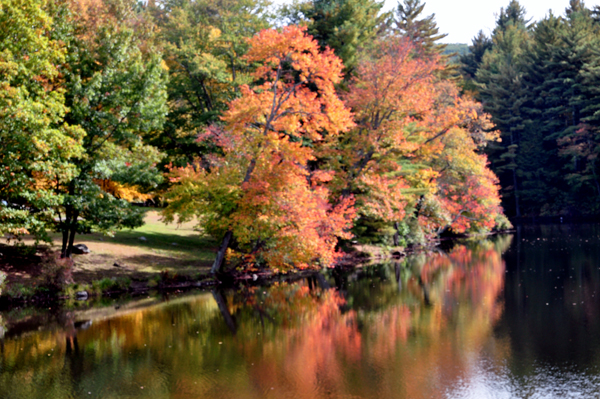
(165, 26, 355, 271)
(336, 38, 502, 241)
(334, 39, 439, 223)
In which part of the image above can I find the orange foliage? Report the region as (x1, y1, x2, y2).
(166, 26, 355, 269)
(336, 39, 439, 222)
(93, 179, 153, 202)
(339, 38, 502, 236)
(166, 30, 504, 270)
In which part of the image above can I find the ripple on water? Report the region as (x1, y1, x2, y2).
(445, 358, 600, 399)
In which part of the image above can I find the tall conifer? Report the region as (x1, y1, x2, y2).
(476, 1, 532, 217)
(394, 0, 446, 57)
(300, 0, 388, 75)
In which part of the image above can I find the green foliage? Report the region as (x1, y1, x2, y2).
(0, 0, 84, 240)
(150, 0, 272, 167)
(493, 0, 531, 34)
(460, 31, 492, 81)
(0, 0, 167, 254)
(394, 0, 447, 57)
(300, 0, 389, 74)
(5, 284, 35, 299)
(52, 0, 168, 256)
(494, 213, 513, 231)
(94, 277, 132, 292)
(476, 18, 532, 217)
(468, 0, 600, 217)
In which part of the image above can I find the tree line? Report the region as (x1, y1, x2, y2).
(461, 0, 600, 218)
(0, 0, 508, 270)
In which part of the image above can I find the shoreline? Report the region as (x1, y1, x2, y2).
(0, 228, 516, 308)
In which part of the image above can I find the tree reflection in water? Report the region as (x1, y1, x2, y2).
(0, 237, 511, 399)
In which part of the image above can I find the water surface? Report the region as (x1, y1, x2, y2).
(2, 225, 600, 398)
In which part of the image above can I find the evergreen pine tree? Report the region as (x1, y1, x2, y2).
(554, 2, 600, 210)
(494, 0, 531, 34)
(476, 1, 532, 217)
(394, 0, 447, 57)
(304, 0, 389, 75)
(518, 13, 565, 215)
(460, 31, 493, 80)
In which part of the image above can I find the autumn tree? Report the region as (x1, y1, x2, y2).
(165, 26, 355, 272)
(337, 38, 504, 244)
(333, 39, 438, 243)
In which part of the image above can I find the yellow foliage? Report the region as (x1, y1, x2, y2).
(94, 179, 153, 202)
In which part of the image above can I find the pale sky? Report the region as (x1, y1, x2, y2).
(407, 0, 600, 43)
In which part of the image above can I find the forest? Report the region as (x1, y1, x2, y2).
(4, 0, 588, 273)
(462, 0, 600, 219)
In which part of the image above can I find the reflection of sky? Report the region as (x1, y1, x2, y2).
(445, 357, 517, 399)
(271, 0, 591, 44)
(446, 356, 600, 399)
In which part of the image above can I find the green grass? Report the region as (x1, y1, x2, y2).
(88, 217, 217, 262)
(6, 211, 218, 285)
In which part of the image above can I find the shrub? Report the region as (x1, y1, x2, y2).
(494, 213, 513, 231)
(93, 277, 131, 292)
(5, 284, 35, 299)
(0, 271, 6, 296)
(40, 252, 74, 289)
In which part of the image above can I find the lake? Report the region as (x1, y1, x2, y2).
(2, 224, 600, 398)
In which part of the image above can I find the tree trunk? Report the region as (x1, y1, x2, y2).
(211, 230, 233, 274)
(60, 206, 79, 259)
(66, 217, 78, 258)
(212, 289, 236, 335)
(393, 221, 401, 246)
(61, 204, 72, 258)
(61, 228, 69, 259)
(512, 168, 521, 218)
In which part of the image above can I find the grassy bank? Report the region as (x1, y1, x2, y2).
(0, 211, 415, 302)
(0, 211, 218, 292)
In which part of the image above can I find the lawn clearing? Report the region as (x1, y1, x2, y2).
(1, 211, 218, 285)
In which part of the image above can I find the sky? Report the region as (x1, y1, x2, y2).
(403, 0, 599, 43)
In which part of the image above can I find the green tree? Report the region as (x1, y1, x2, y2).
(150, 0, 272, 168)
(493, 0, 531, 35)
(476, 2, 532, 217)
(460, 30, 492, 82)
(394, 0, 447, 57)
(55, 0, 168, 257)
(553, 2, 600, 210)
(516, 13, 565, 215)
(0, 0, 84, 240)
(282, 0, 388, 76)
